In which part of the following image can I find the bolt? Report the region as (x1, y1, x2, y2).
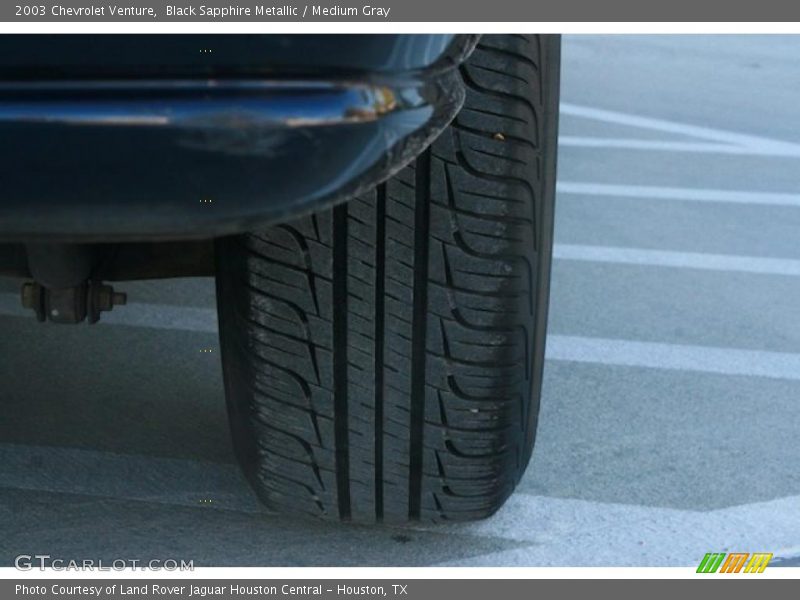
(112, 292, 127, 306)
(20, 282, 35, 309)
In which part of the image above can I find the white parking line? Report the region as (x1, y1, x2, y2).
(7, 294, 800, 381)
(560, 103, 800, 157)
(4, 244, 799, 333)
(101, 301, 219, 333)
(559, 137, 763, 155)
(554, 244, 800, 276)
(547, 334, 800, 381)
(558, 182, 800, 207)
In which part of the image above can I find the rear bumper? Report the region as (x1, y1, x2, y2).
(0, 35, 475, 242)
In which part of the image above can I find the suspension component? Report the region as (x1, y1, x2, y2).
(21, 280, 126, 324)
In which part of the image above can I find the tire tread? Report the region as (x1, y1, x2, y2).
(216, 35, 559, 523)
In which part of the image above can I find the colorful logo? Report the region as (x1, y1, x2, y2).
(697, 552, 773, 573)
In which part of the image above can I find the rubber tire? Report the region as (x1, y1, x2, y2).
(215, 34, 560, 524)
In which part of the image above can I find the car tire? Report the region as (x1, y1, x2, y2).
(215, 34, 560, 524)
